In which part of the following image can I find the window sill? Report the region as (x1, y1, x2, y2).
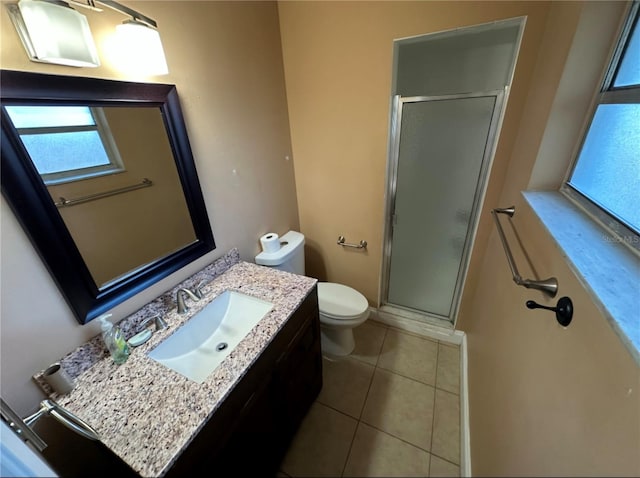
(523, 191, 640, 366)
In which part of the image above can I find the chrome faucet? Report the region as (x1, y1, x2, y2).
(176, 287, 200, 314)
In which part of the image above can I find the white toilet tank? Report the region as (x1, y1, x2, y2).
(255, 231, 305, 275)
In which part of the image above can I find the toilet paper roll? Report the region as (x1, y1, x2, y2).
(43, 363, 75, 395)
(260, 233, 281, 253)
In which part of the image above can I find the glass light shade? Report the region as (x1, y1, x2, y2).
(115, 21, 169, 76)
(17, 0, 100, 67)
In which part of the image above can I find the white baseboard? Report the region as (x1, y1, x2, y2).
(369, 306, 471, 475)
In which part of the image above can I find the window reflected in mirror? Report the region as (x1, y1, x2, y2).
(5, 106, 124, 184)
(5, 105, 197, 289)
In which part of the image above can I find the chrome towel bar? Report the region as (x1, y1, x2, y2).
(337, 236, 367, 249)
(24, 399, 100, 442)
(492, 206, 558, 297)
(55, 178, 153, 208)
(1, 398, 48, 451)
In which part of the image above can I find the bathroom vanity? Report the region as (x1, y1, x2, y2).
(40, 251, 322, 476)
(167, 283, 321, 477)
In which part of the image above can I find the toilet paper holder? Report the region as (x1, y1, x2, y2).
(337, 236, 367, 249)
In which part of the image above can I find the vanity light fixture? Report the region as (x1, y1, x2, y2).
(96, 0, 169, 75)
(114, 19, 168, 76)
(7, 0, 101, 67)
(6, 0, 169, 75)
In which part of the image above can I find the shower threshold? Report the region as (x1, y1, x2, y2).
(376, 304, 457, 340)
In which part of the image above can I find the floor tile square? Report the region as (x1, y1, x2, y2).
(279, 402, 357, 477)
(431, 389, 460, 464)
(351, 321, 387, 366)
(429, 455, 460, 477)
(436, 343, 460, 394)
(377, 329, 438, 385)
(361, 368, 435, 450)
(317, 356, 375, 419)
(343, 422, 431, 477)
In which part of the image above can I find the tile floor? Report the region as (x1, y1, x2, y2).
(278, 320, 461, 477)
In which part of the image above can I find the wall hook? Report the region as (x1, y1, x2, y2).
(526, 296, 573, 327)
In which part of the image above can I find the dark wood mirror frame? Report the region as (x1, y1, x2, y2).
(1, 70, 215, 324)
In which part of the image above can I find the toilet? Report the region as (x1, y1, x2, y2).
(255, 231, 369, 356)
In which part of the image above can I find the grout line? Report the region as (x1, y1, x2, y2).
(356, 420, 460, 467)
(340, 326, 388, 476)
(386, 324, 441, 344)
(310, 399, 360, 476)
(429, 451, 462, 468)
(373, 324, 388, 367)
(460, 334, 471, 477)
(375, 363, 453, 394)
(373, 367, 440, 395)
(340, 421, 359, 477)
(358, 351, 382, 421)
(429, 341, 440, 472)
(360, 420, 431, 454)
(287, 326, 463, 476)
(435, 387, 460, 399)
(314, 399, 463, 470)
(351, 419, 464, 468)
(314, 399, 359, 422)
(376, 329, 461, 393)
(434, 341, 441, 391)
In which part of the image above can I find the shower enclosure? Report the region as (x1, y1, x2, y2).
(380, 19, 524, 326)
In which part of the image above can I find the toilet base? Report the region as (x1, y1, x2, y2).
(320, 326, 355, 356)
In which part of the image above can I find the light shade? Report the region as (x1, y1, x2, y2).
(14, 0, 100, 67)
(115, 20, 168, 76)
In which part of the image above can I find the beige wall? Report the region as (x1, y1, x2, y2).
(279, 0, 639, 475)
(1, 1, 298, 414)
(459, 1, 640, 475)
(465, 202, 640, 476)
(278, 1, 551, 307)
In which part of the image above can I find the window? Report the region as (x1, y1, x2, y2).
(4, 106, 124, 185)
(563, 3, 639, 250)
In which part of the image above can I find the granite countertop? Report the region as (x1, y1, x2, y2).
(49, 251, 316, 477)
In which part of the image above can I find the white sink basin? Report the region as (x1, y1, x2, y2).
(148, 291, 273, 383)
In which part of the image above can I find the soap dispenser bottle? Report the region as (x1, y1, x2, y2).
(98, 314, 130, 365)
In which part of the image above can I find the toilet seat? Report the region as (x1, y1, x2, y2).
(317, 282, 368, 320)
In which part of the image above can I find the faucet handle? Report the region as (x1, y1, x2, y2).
(140, 314, 168, 331)
(192, 281, 206, 299)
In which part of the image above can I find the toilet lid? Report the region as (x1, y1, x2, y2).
(317, 282, 368, 319)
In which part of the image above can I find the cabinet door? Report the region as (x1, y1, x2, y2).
(275, 311, 322, 442)
(219, 373, 280, 475)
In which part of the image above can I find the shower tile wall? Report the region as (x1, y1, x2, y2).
(279, 321, 461, 477)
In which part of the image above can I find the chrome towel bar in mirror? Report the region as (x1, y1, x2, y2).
(54, 178, 152, 208)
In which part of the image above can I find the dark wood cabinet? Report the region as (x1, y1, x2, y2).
(166, 285, 322, 477)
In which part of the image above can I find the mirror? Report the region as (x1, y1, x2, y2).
(1, 70, 215, 324)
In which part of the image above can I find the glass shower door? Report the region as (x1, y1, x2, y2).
(385, 93, 501, 320)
